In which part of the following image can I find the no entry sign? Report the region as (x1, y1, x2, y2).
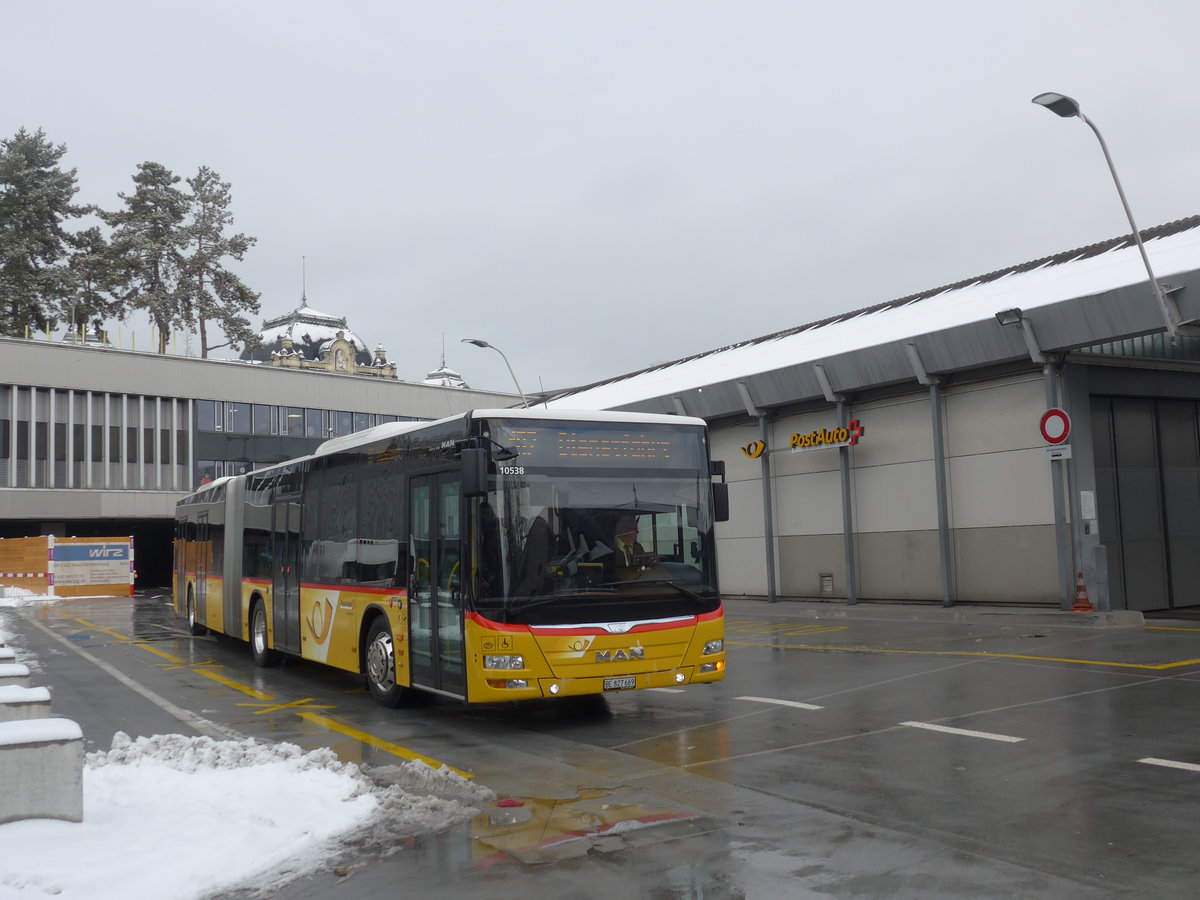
(1040, 408, 1071, 445)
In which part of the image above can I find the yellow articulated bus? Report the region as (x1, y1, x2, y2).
(173, 408, 728, 706)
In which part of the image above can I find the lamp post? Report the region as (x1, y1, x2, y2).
(461, 338, 529, 407)
(1031, 92, 1179, 336)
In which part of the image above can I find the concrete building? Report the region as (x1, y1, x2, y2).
(0, 337, 516, 583)
(549, 216, 1200, 613)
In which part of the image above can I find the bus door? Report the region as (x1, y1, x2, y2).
(195, 513, 209, 622)
(408, 472, 465, 697)
(271, 496, 302, 654)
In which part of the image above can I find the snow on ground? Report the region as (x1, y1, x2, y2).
(0, 591, 494, 900)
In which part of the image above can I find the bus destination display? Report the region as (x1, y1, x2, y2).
(491, 422, 703, 469)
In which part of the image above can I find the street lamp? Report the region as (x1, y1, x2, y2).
(461, 338, 529, 407)
(1031, 91, 1180, 336)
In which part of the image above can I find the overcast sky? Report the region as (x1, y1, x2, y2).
(6, 1, 1199, 394)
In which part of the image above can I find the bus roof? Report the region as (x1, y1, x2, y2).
(313, 408, 708, 458)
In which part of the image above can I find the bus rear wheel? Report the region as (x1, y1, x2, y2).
(250, 600, 281, 668)
(186, 588, 207, 637)
(365, 618, 410, 707)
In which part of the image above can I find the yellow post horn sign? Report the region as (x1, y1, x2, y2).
(740, 440, 767, 459)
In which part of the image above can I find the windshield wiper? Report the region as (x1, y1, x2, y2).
(624, 580, 716, 604)
(505, 588, 620, 613)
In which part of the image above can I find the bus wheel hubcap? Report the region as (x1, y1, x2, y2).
(367, 634, 395, 691)
(253, 611, 267, 652)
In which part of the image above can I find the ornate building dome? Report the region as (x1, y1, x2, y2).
(422, 352, 470, 389)
(241, 294, 373, 366)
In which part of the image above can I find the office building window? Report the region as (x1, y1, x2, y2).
(226, 402, 251, 434)
(283, 407, 305, 436)
(305, 408, 323, 438)
(252, 404, 276, 435)
(197, 400, 223, 432)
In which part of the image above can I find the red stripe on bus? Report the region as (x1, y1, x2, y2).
(466, 609, 722, 635)
(297, 581, 408, 597)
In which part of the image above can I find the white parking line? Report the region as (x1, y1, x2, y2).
(648, 687, 686, 693)
(735, 695, 824, 711)
(900, 721, 1024, 743)
(1138, 757, 1200, 773)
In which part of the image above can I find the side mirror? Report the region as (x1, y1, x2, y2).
(710, 459, 726, 478)
(712, 482, 729, 522)
(460, 448, 488, 497)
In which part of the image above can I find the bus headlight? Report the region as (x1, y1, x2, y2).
(703, 639, 724, 655)
(484, 655, 525, 670)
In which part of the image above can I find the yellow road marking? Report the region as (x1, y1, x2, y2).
(155, 657, 223, 672)
(137, 643, 185, 663)
(196, 668, 274, 699)
(726, 622, 848, 636)
(1145, 625, 1200, 633)
(238, 697, 336, 715)
(297, 711, 473, 778)
(64, 616, 130, 642)
(727, 640, 1200, 671)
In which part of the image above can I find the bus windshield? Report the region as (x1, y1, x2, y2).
(471, 418, 719, 625)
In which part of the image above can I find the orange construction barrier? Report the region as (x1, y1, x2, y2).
(1072, 571, 1095, 612)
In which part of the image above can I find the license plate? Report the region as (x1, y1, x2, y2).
(604, 676, 636, 691)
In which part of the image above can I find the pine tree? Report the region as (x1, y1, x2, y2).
(182, 166, 260, 358)
(102, 162, 190, 353)
(65, 225, 125, 340)
(0, 128, 84, 336)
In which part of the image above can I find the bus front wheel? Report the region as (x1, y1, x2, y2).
(365, 618, 409, 707)
(250, 600, 281, 668)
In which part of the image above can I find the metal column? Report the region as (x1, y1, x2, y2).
(759, 414, 778, 603)
(837, 400, 858, 605)
(1045, 363, 1073, 609)
(930, 383, 954, 607)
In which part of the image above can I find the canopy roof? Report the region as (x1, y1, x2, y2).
(549, 216, 1200, 420)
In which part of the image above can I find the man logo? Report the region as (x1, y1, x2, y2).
(595, 647, 645, 662)
(741, 440, 767, 459)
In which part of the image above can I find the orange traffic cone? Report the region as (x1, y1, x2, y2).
(1072, 572, 1094, 612)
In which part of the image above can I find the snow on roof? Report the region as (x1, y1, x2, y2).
(423, 363, 469, 388)
(249, 296, 373, 363)
(259, 321, 371, 354)
(550, 216, 1200, 410)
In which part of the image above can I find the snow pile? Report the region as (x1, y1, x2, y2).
(0, 588, 57, 610)
(0, 732, 491, 900)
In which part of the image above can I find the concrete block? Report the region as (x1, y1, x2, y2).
(0, 664, 31, 688)
(0, 646, 15, 663)
(0, 686, 53, 722)
(0, 718, 84, 824)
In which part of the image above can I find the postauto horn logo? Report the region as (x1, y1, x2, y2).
(740, 440, 767, 459)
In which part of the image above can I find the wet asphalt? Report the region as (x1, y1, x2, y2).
(4, 591, 1200, 899)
